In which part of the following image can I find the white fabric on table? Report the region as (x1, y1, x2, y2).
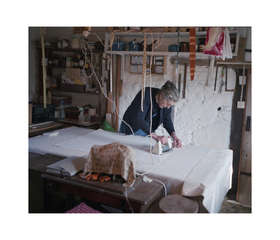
(29, 127, 233, 213)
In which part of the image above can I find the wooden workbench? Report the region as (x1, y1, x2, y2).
(29, 122, 66, 137)
(29, 119, 101, 138)
(29, 152, 164, 213)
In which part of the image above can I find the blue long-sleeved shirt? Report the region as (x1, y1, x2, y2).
(121, 87, 175, 135)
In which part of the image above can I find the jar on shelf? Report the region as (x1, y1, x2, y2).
(71, 35, 80, 49)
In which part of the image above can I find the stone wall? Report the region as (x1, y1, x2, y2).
(119, 56, 236, 149)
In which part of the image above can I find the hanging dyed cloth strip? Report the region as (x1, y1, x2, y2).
(141, 33, 147, 112)
(189, 28, 196, 81)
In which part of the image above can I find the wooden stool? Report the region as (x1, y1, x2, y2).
(159, 194, 199, 213)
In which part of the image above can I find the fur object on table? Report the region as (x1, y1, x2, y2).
(84, 142, 136, 186)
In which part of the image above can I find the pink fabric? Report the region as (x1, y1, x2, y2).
(66, 202, 101, 213)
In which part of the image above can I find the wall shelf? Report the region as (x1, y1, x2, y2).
(105, 31, 208, 38)
(105, 50, 210, 59)
(48, 88, 100, 96)
(51, 66, 82, 69)
(106, 30, 238, 38)
(216, 61, 251, 69)
(216, 61, 251, 65)
(104, 30, 240, 58)
(38, 46, 103, 54)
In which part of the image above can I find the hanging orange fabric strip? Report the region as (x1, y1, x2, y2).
(189, 28, 196, 81)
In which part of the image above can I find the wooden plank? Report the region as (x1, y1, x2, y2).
(40, 28, 47, 108)
(114, 55, 122, 131)
(237, 175, 251, 206)
(232, 37, 246, 62)
(29, 103, 32, 125)
(107, 56, 113, 115)
(107, 92, 113, 113)
(141, 34, 147, 112)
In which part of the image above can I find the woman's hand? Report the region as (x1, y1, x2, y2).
(171, 132, 182, 148)
(157, 136, 169, 145)
(150, 133, 168, 145)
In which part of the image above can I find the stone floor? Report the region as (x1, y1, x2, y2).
(99, 198, 252, 213)
(219, 199, 251, 213)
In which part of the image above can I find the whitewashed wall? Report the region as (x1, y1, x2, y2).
(119, 56, 236, 149)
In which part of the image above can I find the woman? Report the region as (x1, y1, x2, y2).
(119, 81, 182, 148)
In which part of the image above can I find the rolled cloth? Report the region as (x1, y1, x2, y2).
(84, 142, 136, 186)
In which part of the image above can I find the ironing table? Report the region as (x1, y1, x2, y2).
(29, 126, 233, 213)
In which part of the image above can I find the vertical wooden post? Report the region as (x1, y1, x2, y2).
(141, 33, 147, 111)
(40, 28, 47, 108)
(107, 56, 113, 114)
(114, 55, 122, 131)
(229, 68, 249, 200)
(236, 67, 251, 202)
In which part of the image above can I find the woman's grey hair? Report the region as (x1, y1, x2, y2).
(160, 81, 180, 102)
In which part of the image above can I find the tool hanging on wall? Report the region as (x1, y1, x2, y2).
(237, 65, 246, 109)
(172, 62, 177, 88)
(218, 66, 225, 94)
(182, 64, 187, 98)
(178, 72, 182, 97)
(189, 28, 196, 81)
(224, 66, 228, 92)
(205, 59, 211, 87)
(40, 27, 47, 108)
(214, 65, 219, 91)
